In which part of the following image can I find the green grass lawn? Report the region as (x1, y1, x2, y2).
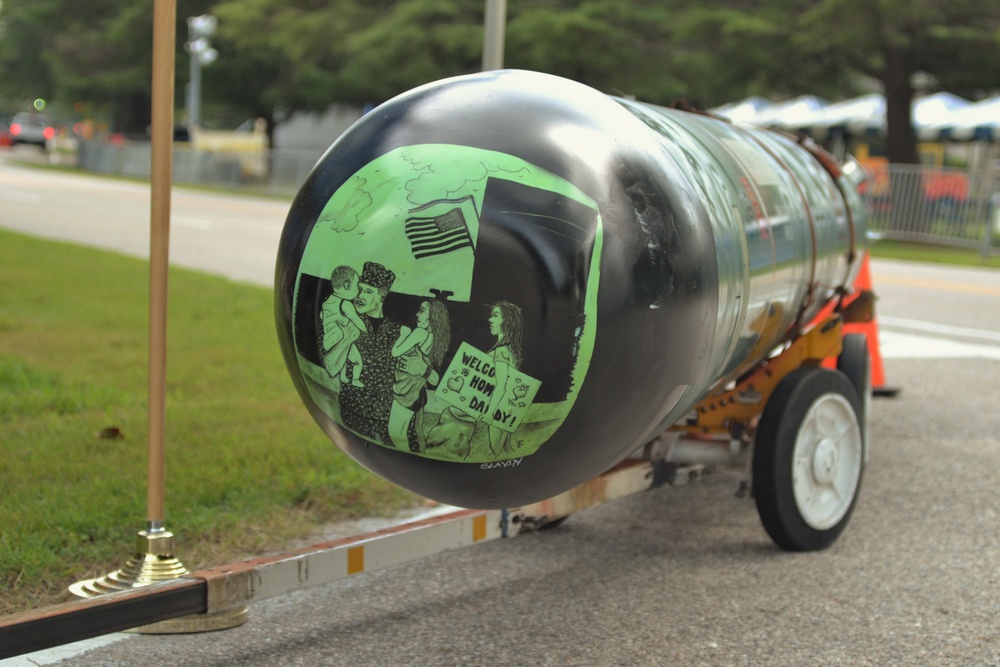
(0, 229, 418, 615)
(870, 239, 1000, 268)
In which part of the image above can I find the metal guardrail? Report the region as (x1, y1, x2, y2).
(860, 163, 1000, 256)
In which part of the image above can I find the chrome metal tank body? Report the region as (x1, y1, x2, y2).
(275, 70, 867, 508)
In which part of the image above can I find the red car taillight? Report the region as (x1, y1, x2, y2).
(10, 123, 21, 136)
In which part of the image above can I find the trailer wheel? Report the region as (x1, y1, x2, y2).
(753, 368, 864, 551)
(837, 333, 871, 464)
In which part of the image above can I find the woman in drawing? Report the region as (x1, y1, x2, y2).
(486, 300, 523, 457)
(389, 299, 451, 452)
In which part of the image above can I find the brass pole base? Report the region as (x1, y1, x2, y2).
(68, 531, 188, 595)
(68, 529, 247, 634)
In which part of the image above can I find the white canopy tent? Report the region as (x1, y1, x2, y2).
(913, 92, 974, 140)
(925, 96, 1000, 142)
(753, 95, 828, 129)
(707, 96, 772, 124)
(710, 91, 985, 142)
(802, 93, 884, 136)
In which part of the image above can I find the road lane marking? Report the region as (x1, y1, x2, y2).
(171, 216, 214, 230)
(880, 330, 1000, 360)
(874, 274, 1000, 297)
(879, 316, 1000, 359)
(880, 316, 1000, 344)
(1, 191, 43, 205)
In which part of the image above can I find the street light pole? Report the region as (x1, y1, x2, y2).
(185, 15, 218, 129)
(188, 42, 202, 128)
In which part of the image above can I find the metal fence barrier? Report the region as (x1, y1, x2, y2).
(860, 162, 1000, 256)
(74, 141, 1000, 254)
(76, 140, 325, 197)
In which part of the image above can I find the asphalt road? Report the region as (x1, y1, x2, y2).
(0, 150, 289, 287)
(2, 155, 999, 666)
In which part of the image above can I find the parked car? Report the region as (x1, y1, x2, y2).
(9, 112, 55, 148)
(0, 118, 12, 147)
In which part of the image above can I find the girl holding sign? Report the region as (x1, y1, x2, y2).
(486, 301, 524, 457)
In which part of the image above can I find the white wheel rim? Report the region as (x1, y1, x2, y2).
(792, 392, 862, 530)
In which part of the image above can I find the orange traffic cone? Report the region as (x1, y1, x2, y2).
(825, 251, 900, 397)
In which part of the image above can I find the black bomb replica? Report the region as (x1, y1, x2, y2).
(275, 70, 874, 551)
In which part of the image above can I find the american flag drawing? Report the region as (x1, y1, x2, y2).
(405, 197, 477, 260)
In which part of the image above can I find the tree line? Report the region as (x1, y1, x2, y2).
(0, 0, 997, 162)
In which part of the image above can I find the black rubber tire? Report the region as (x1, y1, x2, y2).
(837, 333, 872, 463)
(753, 367, 864, 552)
(837, 334, 871, 417)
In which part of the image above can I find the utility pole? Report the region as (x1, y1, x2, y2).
(482, 0, 506, 71)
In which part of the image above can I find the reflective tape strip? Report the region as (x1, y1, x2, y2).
(200, 509, 506, 611)
(473, 514, 488, 542)
(347, 546, 365, 575)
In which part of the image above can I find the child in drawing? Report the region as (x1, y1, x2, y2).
(320, 265, 367, 388)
